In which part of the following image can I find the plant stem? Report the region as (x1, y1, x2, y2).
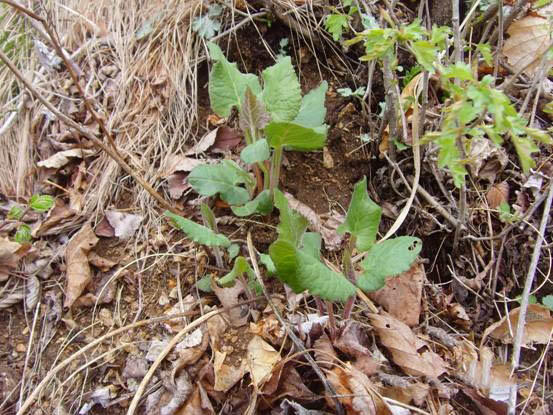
(269, 146, 283, 194)
(342, 236, 357, 320)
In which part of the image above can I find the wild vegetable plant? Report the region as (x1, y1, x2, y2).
(187, 42, 329, 216)
(344, 19, 553, 186)
(268, 177, 422, 303)
(8, 195, 55, 243)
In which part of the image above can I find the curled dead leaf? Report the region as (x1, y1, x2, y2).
(246, 335, 281, 389)
(486, 182, 509, 209)
(64, 224, 99, 308)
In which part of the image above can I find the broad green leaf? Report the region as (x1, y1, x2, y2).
(542, 295, 553, 311)
(196, 275, 213, 292)
(476, 43, 493, 66)
(227, 243, 240, 260)
(357, 236, 422, 292)
(259, 253, 276, 275)
(325, 13, 349, 41)
(302, 232, 322, 260)
(269, 239, 356, 301)
(441, 62, 474, 81)
(524, 127, 553, 145)
(208, 42, 262, 117)
(261, 57, 302, 121)
(265, 121, 327, 151)
(14, 224, 32, 244)
(29, 194, 54, 213)
(274, 189, 308, 247)
(188, 160, 253, 205)
(200, 203, 217, 230)
(218, 256, 254, 286)
(337, 177, 382, 252)
(240, 139, 270, 164)
(239, 88, 270, 137)
(435, 132, 467, 187)
(164, 211, 231, 247)
(411, 40, 437, 72)
(7, 205, 24, 220)
(511, 134, 538, 173)
(293, 81, 328, 127)
(231, 190, 273, 217)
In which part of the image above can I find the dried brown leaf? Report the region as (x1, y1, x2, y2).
(185, 128, 218, 155)
(483, 304, 553, 346)
(246, 335, 281, 388)
(503, 16, 552, 76)
(486, 182, 509, 209)
(368, 263, 425, 327)
(213, 350, 246, 392)
(213, 126, 242, 151)
(33, 199, 76, 237)
(462, 387, 508, 415)
(64, 224, 99, 308)
(37, 148, 96, 169)
(368, 313, 447, 378)
(88, 252, 117, 271)
(212, 280, 248, 327)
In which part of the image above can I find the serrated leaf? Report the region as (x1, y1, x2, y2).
(477, 43, 493, 66)
(164, 211, 231, 247)
(240, 139, 270, 164)
(357, 237, 422, 292)
(239, 88, 270, 137)
(325, 14, 349, 41)
(29, 194, 54, 213)
(542, 295, 553, 311)
(266, 121, 327, 150)
(188, 160, 254, 205)
(261, 57, 302, 121)
(14, 224, 32, 244)
(231, 190, 273, 217)
(274, 189, 308, 247)
(337, 177, 382, 252)
(511, 134, 538, 172)
(525, 127, 553, 145)
(192, 15, 221, 39)
(269, 239, 355, 301)
(441, 62, 474, 81)
(208, 42, 262, 117)
(293, 81, 328, 127)
(411, 40, 437, 72)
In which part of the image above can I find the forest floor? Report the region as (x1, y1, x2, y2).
(1, 1, 552, 415)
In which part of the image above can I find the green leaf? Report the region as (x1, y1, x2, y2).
(357, 236, 422, 292)
(525, 127, 553, 145)
(265, 121, 327, 151)
(302, 232, 322, 260)
(29, 195, 54, 213)
(511, 134, 538, 173)
(240, 139, 270, 164)
(218, 256, 254, 286)
(7, 205, 24, 220)
(337, 177, 382, 252)
(325, 13, 349, 41)
(542, 295, 553, 311)
(269, 239, 356, 301)
(293, 81, 328, 128)
(441, 62, 474, 81)
(188, 160, 254, 205)
(196, 275, 213, 292)
(274, 189, 308, 247)
(14, 224, 32, 244)
(200, 203, 217, 230)
(164, 211, 231, 247)
(259, 253, 276, 275)
(208, 42, 262, 117)
(239, 88, 270, 137)
(231, 190, 273, 217)
(227, 243, 240, 260)
(261, 57, 302, 122)
(192, 15, 221, 39)
(476, 43, 493, 66)
(410, 40, 437, 72)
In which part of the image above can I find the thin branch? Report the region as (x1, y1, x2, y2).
(508, 182, 553, 415)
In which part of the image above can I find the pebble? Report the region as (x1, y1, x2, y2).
(16, 343, 26, 353)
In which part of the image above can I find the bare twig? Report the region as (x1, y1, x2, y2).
(508, 182, 553, 415)
(246, 232, 345, 415)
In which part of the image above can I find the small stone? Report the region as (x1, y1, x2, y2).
(16, 343, 26, 353)
(158, 293, 170, 306)
(323, 146, 334, 169)
(169, 287, 179, 299)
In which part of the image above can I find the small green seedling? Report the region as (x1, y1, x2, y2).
(337, 86, 366, 99)
(9, 194, 55, 243)
(188, 42, 329, 215)
(191, 4, 222, 39)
